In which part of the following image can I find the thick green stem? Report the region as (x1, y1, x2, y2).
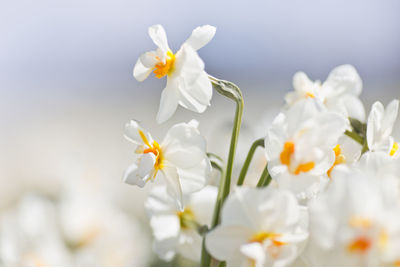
(237, 138, 264, 186)
(209, 75, 244, 228)
(256, 164, 271, 187)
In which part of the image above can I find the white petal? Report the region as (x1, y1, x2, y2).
(148, 24, 169, 53)
(341, 94, 366, 122)
(177, 229, 203, 261)
(367, 101, 384, 150)
(324, 64, 362, 96)
(133, 57, 153, 82)
(184, 25, 216, 51)
(162, 120, 207, 167)
(156, 80, 180, 124)
(184, 70, 213, 106)
(124, 120, 150, 145)
(292, 72, 313, 92)
(138, 153, 156, 176)
(160, 165, 183, 210)
(177, 158, 211, 195)
(150, 214, 180, 241)
(189, 186, 218, 226)
(122, 163, 147, 187)
(382, 99, 399, 136)
(205, 225, 252, 261)
(145, 185, 176, 216)
(240, 243, 266, 265)
(139, 50, 160, 68)
(174, 44, 205, 85)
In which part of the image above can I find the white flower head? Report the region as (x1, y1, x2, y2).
(307, 166, 400, 267)
(123, 119, 211, 209)
(367, 99, 399, 157)
(206, 187, 308, 267)
(134, 24, 216, 123)
(286, 65, 365, 122)
(145, 185, 217, 262)
(265, 99, 347, 199)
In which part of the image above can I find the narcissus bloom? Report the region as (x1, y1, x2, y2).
(367, 99, 399, 158)
(145, 185, 217, 261)
(265, 99, 347, 199)
(306, 161, 400, 267)
(134, 24, 216, 123)
(123, 120, 211, 209)
(206, 187, 308, 267)
(286, 65, 365, 122)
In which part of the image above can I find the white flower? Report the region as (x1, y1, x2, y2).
(134, 24, 216, 123)
(206, 187, 308, 267)
(286, 65, 365, 122)
(306, 164, 400, 267)
(0, 194, 72, 267)
(123, 119, 211, 209)
(145, 185, 217, 262)
(367, 99, 399, 157)
(265, 99, 347, 199)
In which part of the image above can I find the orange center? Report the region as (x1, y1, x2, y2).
(153, 50, 175, 78)
(138, 130, 164, 173)
(348, 236, 371, 254)
(280, 141, 315, 175)
(327, 144, 346, 177)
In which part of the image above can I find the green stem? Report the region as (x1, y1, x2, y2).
(344, 130, 363, 145)
(237, 138, 265, 186)
(256, 164, 271, 187)
(207, 152, 224, 174)
(209, 75, 244, 228)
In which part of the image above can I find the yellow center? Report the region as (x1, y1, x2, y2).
(153, 50, 176, 78)
(177, 207, 196, 229)
(305, 92, 315, 98)
(138, 130, 164, 179)
(390, 141, 399, 157)
(248, 232, 286, 260)
(280, 141, 315, 175)
(327, 144, 346, 177)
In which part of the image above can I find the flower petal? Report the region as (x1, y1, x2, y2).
(184, 25, 216, 51)
(205, 225, 252, 261)
(189, 186, 218, 226)
(133, 57, 153, 82)
(148, 24, 169, 53)
(124, 120, 152, 145)
(122, 163, 147, 187)
(156, 80, 180, 124)
(177, 158, 211, 195)
(324, 64, 362, 96)
(160, 165, 183, 210)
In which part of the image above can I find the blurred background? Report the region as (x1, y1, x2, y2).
(0, 0, 399, 266)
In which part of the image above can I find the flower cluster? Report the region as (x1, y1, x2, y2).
(125, 24, 400, 267)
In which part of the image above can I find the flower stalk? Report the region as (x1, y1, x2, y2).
(237, 138, 265, 186)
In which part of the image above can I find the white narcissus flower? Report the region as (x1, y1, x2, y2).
(286, 65, 365, 122)
(134, 24, 216, 123)
(123, 119, 211, 209)
(367, 99, 399, 158)
(306, 162, 400, 267)
(145, 185, 217, 262)
(206, 187, 308, 267)
(265, 99, 347, 199)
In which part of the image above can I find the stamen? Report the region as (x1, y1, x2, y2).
(348, 236, 371, 253)
(294, 162, 315, 175)
(280, 142, 295, 166)
(390, 141, 399, 156)
(327, 144, 346, 177)
(153, 50, 176, 78)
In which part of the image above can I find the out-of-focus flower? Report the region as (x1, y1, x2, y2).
(145, 185, 217, 262)
(286, 65, 365, 122)
(59, 176, 150, 267)
(134, 24, 216, 123)
(0, 194, 72, 267)
(306, 161, 400, 267)
(206, 187, 308, 267)
(123, 120, 211, 209)
(265, 99, 347, 199)
(367, 99, 399, 158)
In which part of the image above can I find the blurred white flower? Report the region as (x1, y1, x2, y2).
(206, 187, 308, 267)
(286, 65, 365, 122)
(59, 176, 151, 267)
(123, 119, 211, 209)
(134, 24, 216, 123)
(0, 194, 72, 267)
(306, 163, 400, 267)
(145, 185, 217, 262)
(265, 99, 347, 199)
(367, 99, 399, 158)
